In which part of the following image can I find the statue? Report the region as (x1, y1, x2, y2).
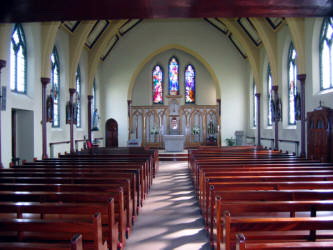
(92, 108, 100, 131)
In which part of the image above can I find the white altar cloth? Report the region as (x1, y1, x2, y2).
(163, 135, 185, 152)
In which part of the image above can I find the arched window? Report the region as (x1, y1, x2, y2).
(185, 64, 196, 104)
(168, 57, 179, 96)
(51, 47, 60, 128)
(319, 17, 333, 90)
(253, 81, 257, 128)
(10, 23, 27, 93)
(152, 65, 163, 104)
(75, 66, 81, 128)
(267, 65, 273, 126)
(288, 43, 297, 125)
(92, 80, 97, 114)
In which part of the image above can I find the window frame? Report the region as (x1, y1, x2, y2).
(168, 56, 180, 96)
(10, 23, 27, 94)
(51, 46, 60, 128)
(184, 64, 196, 104)
(287, 42, 297, 125)
(152, 64, 164, 104)
(319, 17, 333, 91)
(253, 80, 257, 128)
(267, 65, 273, 127)
(75, 66, 82, 128)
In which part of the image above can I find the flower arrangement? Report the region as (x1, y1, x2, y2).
(150, 127, 159, 135)
(192, 126, 200, 135)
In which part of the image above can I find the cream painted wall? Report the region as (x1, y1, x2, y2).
(132, 48, 216, 106)
(101, 19, 248, 146)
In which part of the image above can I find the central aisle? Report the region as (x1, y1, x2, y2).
(125, 161, 211, 250)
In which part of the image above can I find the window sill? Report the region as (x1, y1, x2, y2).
(318, 88, 333, 95)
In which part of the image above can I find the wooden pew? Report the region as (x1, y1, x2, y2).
(0, 212, 107, 250)
(0, 190, 126, 248)
(223, 214, 333, 250)
(215, 199, 333, 249)
(236, 233, 333, 250)
(0, 200, 117, 250)
(0, 233, 83, 250)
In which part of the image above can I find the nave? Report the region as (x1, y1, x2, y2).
(125, 161, 210, 250)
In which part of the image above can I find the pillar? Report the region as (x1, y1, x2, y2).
(297, 74, 306, 158)
(87, 95, 93, 143)
(41, 77, 50, 159)
(272, 85, 279, 150)
(0, 60, 6, 167)
(69, 88, 76, 153)
(255, 93, 261, 147)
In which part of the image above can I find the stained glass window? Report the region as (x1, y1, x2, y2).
(76, 66, 81, 128)
(267, 65, 273, 126)
(10, 23, 27, 94)
(51, 47, 60, 128)
(288, 43, 297, 125)
(185, 64, 196, 104)
(253, 81, 257, 127)
(320, 17, 333, 90)
(168, 57, 179, 96)
(92, 80, 97, 114)
(152, 65, 163, 104)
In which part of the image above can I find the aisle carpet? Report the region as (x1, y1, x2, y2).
(125, 161, 211, 250)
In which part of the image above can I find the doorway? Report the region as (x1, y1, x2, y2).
(11, 109, 34, 164)
(105, 118, 118, 147)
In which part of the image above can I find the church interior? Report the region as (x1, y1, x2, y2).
(0, 0, 332, 249)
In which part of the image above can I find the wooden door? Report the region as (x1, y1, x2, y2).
(105, 118, 118, 147)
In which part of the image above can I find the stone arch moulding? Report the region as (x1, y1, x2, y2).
(127, 44, 221, 101)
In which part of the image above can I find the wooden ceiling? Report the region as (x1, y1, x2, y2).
(1, 0, 332, 22)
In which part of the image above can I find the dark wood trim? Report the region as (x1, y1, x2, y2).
(266, 18, 284, 30)
(237, 18, 262, 47)
(63, 21, 80, 32)
(88, 95, 93, 142)
(0, 60, 6, 168)
(228, 34, 247, 59)
(101, 35, 119, 61)
(297, 73, 306, 157)
(204, 18, 228, 35)
(255, 93, 261, 146)
(272, 85, 279, 150)
(119, 19, 142, 36)
(86, 20, 110, 49)
(11, 110, 16, 165)
(69, 88, 76, 153)
(41, 77, 50, 159)
(49, 140, 70, 146)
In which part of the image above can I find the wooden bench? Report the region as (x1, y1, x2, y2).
(0, 212, 107, 250)
(0, 233, 83, 250)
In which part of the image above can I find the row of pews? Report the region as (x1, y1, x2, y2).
(189, 146, 333, 250)
(0, 147, 158, 250)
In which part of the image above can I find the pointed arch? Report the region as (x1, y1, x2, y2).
(184, 64, 196, 104)
(287, 42, 297, 125)
(10, 23, 27, 93)
(51, 46, 60, 127)
(152, 64, 164, 104)
(168, 56, 180, 96)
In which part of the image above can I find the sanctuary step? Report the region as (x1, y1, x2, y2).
(159, 153, 188, 161)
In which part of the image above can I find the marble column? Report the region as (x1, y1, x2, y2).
(87, 95, 93, 143)
(0, 60, 6, 167)
(272, 85, 279, 150)
(41, 77, 50, 159)
(297, 74, 307, 158)
(255, 93, 261, 147)
(69, 88, 76, 153)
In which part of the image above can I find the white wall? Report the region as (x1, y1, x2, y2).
(101, 19, 248, 146)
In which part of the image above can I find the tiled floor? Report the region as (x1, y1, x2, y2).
(125, 161, 211, 250)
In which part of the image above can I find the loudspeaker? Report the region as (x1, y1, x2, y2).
(0, 86, 6, 111)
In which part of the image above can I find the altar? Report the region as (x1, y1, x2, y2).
(163, 135, 185, 152)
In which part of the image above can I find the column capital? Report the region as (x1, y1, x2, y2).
(88, 95, 93, 101)
(0, 60, 6, 70)
(69, 88, 76, 95)
(272, 85, 279, 91)
(41, 77, 50, 86)
(297, 74, 307, 82)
